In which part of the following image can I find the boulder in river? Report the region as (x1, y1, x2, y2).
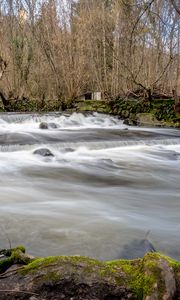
(59, 147, 75, 154)
(119, 238, 156, 259)
(64, 147, 75, 153)
(48, 122, 58, 129)
(39, 122, 58, 129)
(39, 122, 48, 129)
(33, 148, 54, 157)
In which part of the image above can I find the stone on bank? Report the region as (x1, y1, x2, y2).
(0, 246, 179, 299)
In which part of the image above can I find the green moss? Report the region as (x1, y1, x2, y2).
(107, 253, 177, 299)
(5, 98, 62, 112)
(145, 252, 172, 263)
(0, 245, 27, 273)
(20, 252, 179, 299)
(22, 256, 58, 272)
(115, 251, 180, 295)
(1, 246, 178, 299)
(2, 96, 178, 127)
(21, 255, 119, 286)
(0, 256, 13, 273)
(76, 100, 110, 113)
(142, 252, 179, 299)
(148, 252, 180, 270)
(16, 245, 26, 253)
(0, 245, 26, 257)
(108, 96, 180, 127)
(107, 259, 145, 299)
(22, 255, 103, 274)
(152, 99, 173, 105)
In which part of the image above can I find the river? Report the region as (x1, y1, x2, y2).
(0, 112, 180, 260)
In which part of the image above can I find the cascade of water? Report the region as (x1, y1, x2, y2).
(0, 138, 180, 153)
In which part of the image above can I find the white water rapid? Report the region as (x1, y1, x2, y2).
(0, 112, 180, 260)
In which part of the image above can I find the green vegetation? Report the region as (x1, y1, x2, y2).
(108, 97, 180, 127)
(0, 95, 179, 128)
(0, 246, 179, 299)
(0, 246, 26, 273)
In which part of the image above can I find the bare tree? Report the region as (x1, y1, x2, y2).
(0, 0, 179, 104)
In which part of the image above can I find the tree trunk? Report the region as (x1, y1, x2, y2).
(0, 91, 9, 109)
(172, 89, 180, 113)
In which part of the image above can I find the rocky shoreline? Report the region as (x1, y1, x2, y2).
(0, 246, 179, 299)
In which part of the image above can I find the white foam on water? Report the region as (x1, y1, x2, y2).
(0, 112, 125, 131)
(0, 137, 180, 153)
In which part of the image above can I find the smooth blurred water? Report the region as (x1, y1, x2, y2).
(0, 112, 180, 260)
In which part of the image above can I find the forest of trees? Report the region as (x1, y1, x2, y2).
(0, 0, 179, 103)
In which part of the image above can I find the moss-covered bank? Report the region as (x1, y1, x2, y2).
(0, 246, 179, 299)
(0, 98, 62, 113)
(0, 96, 180, 128)
(108, 98, 180, 128)
(75, 98, 180, 128)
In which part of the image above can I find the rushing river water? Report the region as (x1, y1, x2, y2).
(0, 112, 180, 260)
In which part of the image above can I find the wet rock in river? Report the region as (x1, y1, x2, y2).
(60, 147, 75, 153)
(64, 147, 75, 152)
(48, 122, 58, 129)
(39, 122, 48, 129)
(39, 122, 58, 129)
(120, 238, 156, 259)
(33, 148, 54, 157)
(123, 119, 136, 126)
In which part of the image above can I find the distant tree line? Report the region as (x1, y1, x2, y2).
(0, 0, 179, 103)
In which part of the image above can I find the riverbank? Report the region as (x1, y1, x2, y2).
(0, 96, 179, 128)
(0, 246, 179, 299)
(76, 98, 180, 128)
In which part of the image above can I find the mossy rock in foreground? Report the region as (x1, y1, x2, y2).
(0, 247, 179, 299)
